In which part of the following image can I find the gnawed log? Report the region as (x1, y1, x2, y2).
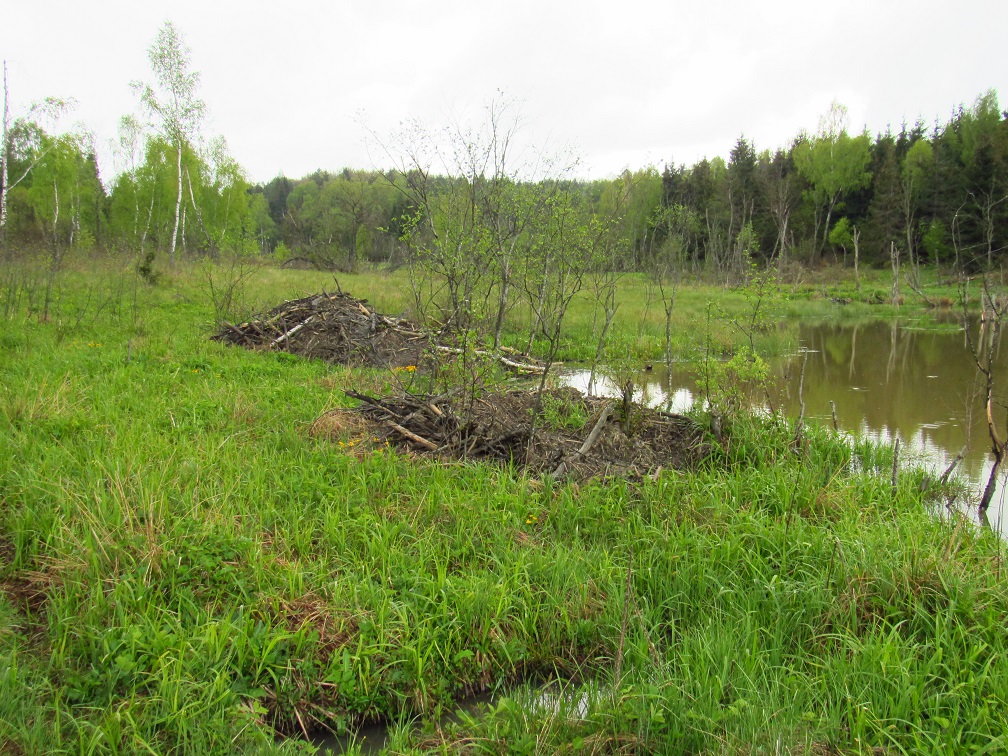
(435, 345, 553, 375)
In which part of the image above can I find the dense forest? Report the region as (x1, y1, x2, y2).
(2, 23, 1006, 281)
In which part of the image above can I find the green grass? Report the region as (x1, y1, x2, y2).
(1, 252, 1005, 754)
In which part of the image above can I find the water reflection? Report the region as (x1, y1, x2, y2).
(560, 319, 1008, 536)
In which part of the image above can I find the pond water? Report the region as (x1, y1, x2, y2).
(562, 318, 1008, 536)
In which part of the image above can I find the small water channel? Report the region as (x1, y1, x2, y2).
(314, 683, 602, 753)
(562, 318, 1008, 536)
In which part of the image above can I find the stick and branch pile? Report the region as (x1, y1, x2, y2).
(346, 390, 530, 461)
(344, 387, 709, 480)
(214, 291, 549, 373)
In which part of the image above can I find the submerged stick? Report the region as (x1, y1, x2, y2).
(891, 437, 900, 491)
(830, 400, 839, 432)
(938, 446, 967, 486)
(554, 401, 614, 476)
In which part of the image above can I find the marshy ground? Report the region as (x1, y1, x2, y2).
(2, 256, 1007, 754)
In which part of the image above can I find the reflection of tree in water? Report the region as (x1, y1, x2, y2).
(776, 321, 1003, 480)
(563, 319, 1008, 536)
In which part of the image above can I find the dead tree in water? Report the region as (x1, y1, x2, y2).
(961, 276, 1007, 513)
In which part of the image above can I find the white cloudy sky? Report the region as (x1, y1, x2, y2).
(3, 0, 1005, 185)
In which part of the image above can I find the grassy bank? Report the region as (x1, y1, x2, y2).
(1, 253, 1005, 754)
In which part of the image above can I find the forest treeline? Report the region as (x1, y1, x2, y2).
(2, 22, 1006, 278)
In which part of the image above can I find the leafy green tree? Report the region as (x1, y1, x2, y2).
(182, 136, 257, 255)
(247, 192, 275, 254)
(866, 141, 902, 259)
(1, 61, 75, 241)
(828, 216, 862, 289)
(960, 92, 1007, 268)
(793, 102, 872, 262)
(727, 136, 758, 231)
(132, 21, 206, 264)
(27, 132, 101, 248)
(901, 138, 934, 282)
(756, 148, 801, 264)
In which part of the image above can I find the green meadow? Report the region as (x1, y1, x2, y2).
(1, 253, 1006, 754)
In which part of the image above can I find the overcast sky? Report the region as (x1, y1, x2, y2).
(3, 0, 1005, 185)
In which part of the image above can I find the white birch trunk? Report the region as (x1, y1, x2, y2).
(170, 140, 182, 265)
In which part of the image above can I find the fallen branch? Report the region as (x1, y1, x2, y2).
(435, 345, 552, 374)
(386, 421, 438, 450)
(272, 315, 315, 346)
(554, 401, 614, 476)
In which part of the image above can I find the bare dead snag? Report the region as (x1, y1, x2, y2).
(960, 277, 1007, 513)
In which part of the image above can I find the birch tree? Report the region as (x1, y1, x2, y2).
(901, 138, 933, 285)
(793, 102, 872, 262)
(132, 22, 206, 265)
(1, 61, 74, 240)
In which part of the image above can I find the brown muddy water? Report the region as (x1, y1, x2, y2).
(562, 319, 1008, 536)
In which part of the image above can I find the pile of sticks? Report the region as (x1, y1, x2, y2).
(214, 291, 551, 373)
(213, 291, 426, 366)
(345, 390, 528, 459)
